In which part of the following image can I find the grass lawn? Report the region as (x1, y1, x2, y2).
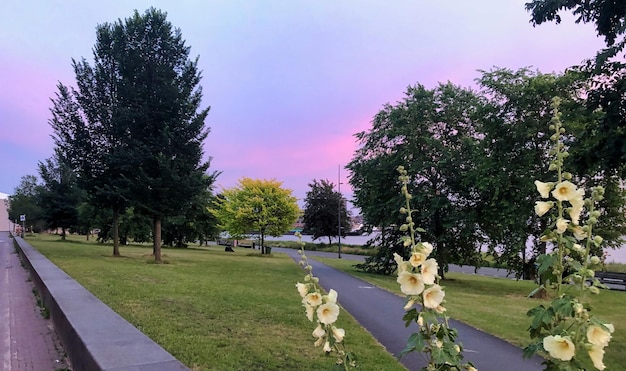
(315, 257, 626, 370)
(25, 234, 406, 371)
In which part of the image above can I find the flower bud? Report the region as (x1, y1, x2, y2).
(589, 286, 600, 294)
(563, 171, 572, 179)
(573, 303, 583, 314)
(593, 235, 603, 246)
(399, 207, 408, 214)
(590, 256, 601, 265)
(549, 163, 558, 171)
(400, 224, 408, 232)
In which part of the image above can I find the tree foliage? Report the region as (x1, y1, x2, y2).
(7, 175, 45, 233)
(302, 179, 351, 244)
(213, 178, 299, 254)
(348, 83, 484, 277)
(49, 8, 218, 259)
(37, 151, 82, 239)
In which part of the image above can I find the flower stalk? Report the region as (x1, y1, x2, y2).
(294, 232, 356, 369)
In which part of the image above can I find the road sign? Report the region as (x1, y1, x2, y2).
(20, 214, 25, 222)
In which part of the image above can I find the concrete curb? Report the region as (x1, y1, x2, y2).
(12, 234, 189, 371)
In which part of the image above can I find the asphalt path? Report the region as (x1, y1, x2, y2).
(274, 247, 543, 371)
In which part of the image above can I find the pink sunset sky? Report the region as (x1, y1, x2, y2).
(0, 1, 607, 212)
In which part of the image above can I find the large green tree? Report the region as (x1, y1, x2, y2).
(213, 178, 300, 254)
(348, 83, 483, 277)
(303, 179, 351, 245)
(50, 8, 217, 261)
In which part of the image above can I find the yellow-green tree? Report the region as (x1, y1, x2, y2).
(213, 178, 299, 254)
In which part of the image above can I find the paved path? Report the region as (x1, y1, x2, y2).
(0, 233, 70, 371)
(274, 247, 544, 371)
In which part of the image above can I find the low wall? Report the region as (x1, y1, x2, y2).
(12, 234, 189, 371)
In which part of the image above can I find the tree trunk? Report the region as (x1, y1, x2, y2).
(112, 209, 120, 256)
(154, 217, 162, 263)
(261, 230, 266, 254)
(61, 228, 66, 240)
(328, 236, 332, 245)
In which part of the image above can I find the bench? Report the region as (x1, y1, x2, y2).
(596, 271, 626, 291)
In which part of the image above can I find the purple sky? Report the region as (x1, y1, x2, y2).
(0, 1, 606, 212)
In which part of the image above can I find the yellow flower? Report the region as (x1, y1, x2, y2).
(543, 335, 575, 361)
(317, 303, 340, 325)
(409, 252, 426, 267)
(312, 324, 326, 338)
(397, 271, 425, 295)
(423, 284, 445, 309)
(421, 258, 438, 285)
(534, 201, 554, 216)
(296, 282, 308, 298)
(305, 292, 323, 307)
(331, 327, 345, 342)
(419, 242, 434, 256)
(535, 180, 553, 198)
(552, 181, 578, 202)
(556, 218, 569, 234)
(587, 324, 614, 347)
(588, 345, 606, 370)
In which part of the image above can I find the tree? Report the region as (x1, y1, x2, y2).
(213, 178, 300, 254)
(7, 175, 44, 233)
(348, 83, 483, 277)
(526, 1, 626, 177)
(37, 151, 82, 239)
(303, 179, 351, 245)
(50, 8, 217, 261)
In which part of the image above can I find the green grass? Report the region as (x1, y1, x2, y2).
(26, 234, 405, 371)
(314, 257, 626, 370)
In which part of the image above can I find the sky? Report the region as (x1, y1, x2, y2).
(0, 1, 608, 214)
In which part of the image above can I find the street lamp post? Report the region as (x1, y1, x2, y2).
(337, 165, 342, 259)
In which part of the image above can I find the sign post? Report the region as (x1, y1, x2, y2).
(20, 214, 25, 238)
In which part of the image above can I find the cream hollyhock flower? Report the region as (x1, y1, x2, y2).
(535, 180, 553, 198)
(587, 324, 614, 347)
(317, 302, 340, 325)
(409, 252, 427, 267)
(312, 324, 326, 338)
(331, 327, 345, 342)
(420, 242, 434, 256)
(421, 258, 438, 285)
(393, 253, 407, 273)
(534, 201, 554, 217)
(556, 218, 569, 234)
(325, 289, 338, 304)
(588, 345, 606, 370)
(572, 226, 587, 240)
(305, 292, 323, 307)
(434, 305, 446, 314)
(403, 298, 416, 310)
(543, 335, 575, 361)
(314, 337, 324, 347)
(296, 282, 308, 298)
(423, 285, 445, 309)
(552, 181, 578, 202)
(569, 204, 583, 225)
(305, 304, 315, 322)
(397, 271, 425, 295)
(323, 341, 332, 353)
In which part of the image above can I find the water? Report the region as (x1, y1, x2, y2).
(265, 233, 626, 264)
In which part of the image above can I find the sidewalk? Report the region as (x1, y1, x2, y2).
(0, 232, 70, 371)
(275, 247, 544, 371)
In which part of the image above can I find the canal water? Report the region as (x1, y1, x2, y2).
(265, 233, 626, 264)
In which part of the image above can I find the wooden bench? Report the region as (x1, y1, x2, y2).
(596, 271, 626, 291)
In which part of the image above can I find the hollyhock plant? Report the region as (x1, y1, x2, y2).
(524, 98, 615, 370)
(294, 232, 356, 369)
(394, 165, 476, 371)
